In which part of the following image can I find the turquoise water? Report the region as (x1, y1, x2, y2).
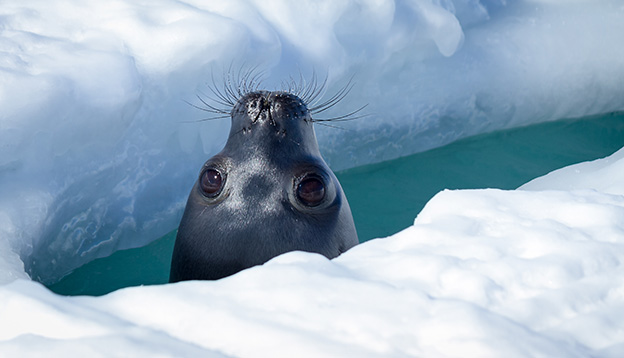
(49, 112, 624, 296)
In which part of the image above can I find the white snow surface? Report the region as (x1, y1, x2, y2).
(1, 0, 624, 283)
(521, 145, 624, 195)
(1, 148, 624, 357)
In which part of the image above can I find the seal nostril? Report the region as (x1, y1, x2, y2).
(259, 97, 271, 112)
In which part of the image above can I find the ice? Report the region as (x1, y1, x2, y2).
(1, 146, 624, 356)
(1, 1, 624, 354)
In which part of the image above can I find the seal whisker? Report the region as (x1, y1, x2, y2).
(194, 94, 231, 114)
(280, 68, 302, 98)
(233, 64, 245, 98)
(295, 70, 309, 97)
(218, 63, 248, 105)
(210, 72, 237, 107)
(181, 96, 231, 122)
(239, 65, 264, 95)
(294, 72, 305, 94)
(198, 115, 230, 121)
(312, 104, 369, 122)
(281, 74, 299, 95)
(179, 115, 231, 123)
(205, 84, 236, 108)
(296, 70, 315, 102)
(206, 88, 234, 109)
(310, 75, 355, 114)
(303, 72, 329, 107)
(183, 101, 224, 116)
(196, 93, 228, 110)
(295, 71, 318, 107)
(223, 75, 241, 106)
(313, 122, 352, 131)
(187, 68, 366, 133)
(226, 62, 245, 100)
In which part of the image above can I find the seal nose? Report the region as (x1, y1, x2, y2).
(244, 93, 271, 124)
(260, 97, 270, 112)
(266, 92, 310, 122)
(229, 91, 314, 139)
(253, 96, 270, 116)
(259, 96, 274, 125)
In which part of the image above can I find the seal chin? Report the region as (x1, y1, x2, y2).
(169, 90, 358, 283)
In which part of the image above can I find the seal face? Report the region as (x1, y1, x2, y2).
(169, 90, 359, 282)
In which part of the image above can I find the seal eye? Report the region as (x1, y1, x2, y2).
(200, 168, 224, 197)
(297, 176, 325, 207)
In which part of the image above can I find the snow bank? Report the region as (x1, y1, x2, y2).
(1, 0, 624, 333)
(1, 147, 624, 357)
(520, 146, 624, 195)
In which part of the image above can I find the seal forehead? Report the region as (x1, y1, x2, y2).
(221, 154, 284, 215)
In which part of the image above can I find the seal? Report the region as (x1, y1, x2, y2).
(170, 89, 359, 282)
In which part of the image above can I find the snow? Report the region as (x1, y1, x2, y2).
(1, 0, 624, 356)
(520, 146, 624, 195)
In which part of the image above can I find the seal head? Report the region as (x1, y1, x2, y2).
(170, 90, 358, 282)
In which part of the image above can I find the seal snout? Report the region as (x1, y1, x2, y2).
(233, 91, 311, 132)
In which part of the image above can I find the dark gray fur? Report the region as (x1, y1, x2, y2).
(170, 90, 358, 282)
